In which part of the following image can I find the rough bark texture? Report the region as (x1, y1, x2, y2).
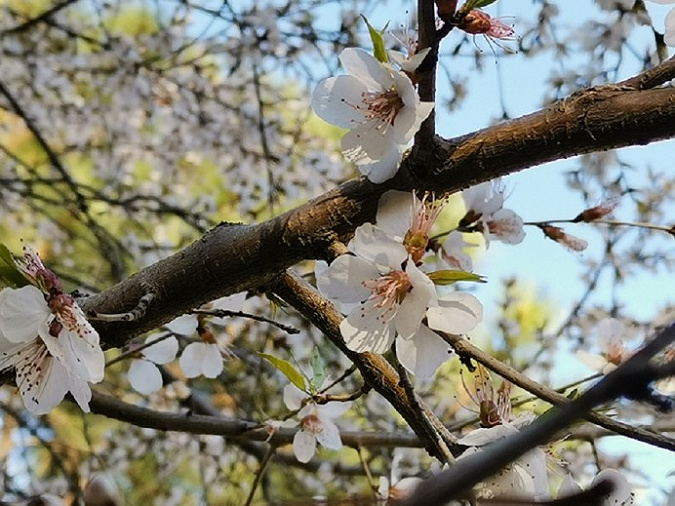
(82, 78, 675, 349)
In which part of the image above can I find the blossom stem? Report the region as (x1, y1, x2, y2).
(356, 446, 378, 495)
(318, 365, 358, 394)
(192, 308, 300, 334)
(524, 219, 673, 235)
(105, 331, 174, 368)
(243, 445, 276, 506)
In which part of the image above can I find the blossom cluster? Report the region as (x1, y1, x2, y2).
(311, 47, 434, 183)
(0, 246, 104, 414)
(317, 182, 525, 378)
(127, 292, 246, 395)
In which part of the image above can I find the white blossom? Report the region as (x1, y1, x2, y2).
(0, 285, 104, 414)
(319, 193, 482, 377)
(460, 179, 525, 245)
(179, 342, 223, 378)
(167, 293, 245, 379)
(127, 336, 179, 394)
(311, 48, 434, 183)
(576, 318, 633, 375)
(283, 384, 351, 463)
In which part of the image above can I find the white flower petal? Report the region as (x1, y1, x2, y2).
(557, 474, 583, 498)
(128, 359, 164, 394)
(359, 146, 402, 184)
(179, 342, 222, 378)
(56, 325, 105, 382)
(293, 430, 317, 463)
(597, 318, 624, 348)
(592, 469, 634, 505)
(16, 344, 68, 415)
(351, 223, 409, 268)
(317, 401, 352, 419)
(314, 417, 343, 450)
(576, 350, 610, 373)
(0, 336, 28, 370)
(142, 336, 179, 364)
(341, 120, 397, 163)
(340, 300, 396, 354)
(283, 383, 306, 411)
(665, 8, 675, 46)
(0, 286, 51, 343)
(211, 292, 247, 312)
(376, 190, 415, 240)
(339, 48, 393, 91)
(311, 75, 369, 128)
(487, 208, 525, 244)
(391, 72, 422, 145)
(66, 372, 93, 412)
(166, 314, 198, 335)
(427, 292, 483, 335)
(199, 344, 224, 378)
(457, 425, 518, 446)
(317, 255, 379, 304)
(395, 262, 435, 339)
(396, 325, 451, 378)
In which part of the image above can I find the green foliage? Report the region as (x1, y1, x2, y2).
(428, 269, 487, 285)
(0, 244, 26, 288)
(462, 0, 499, 10)
(361, 15, 389, 63)
(259, 353, 307, 391)
(310, 347, 325, 393)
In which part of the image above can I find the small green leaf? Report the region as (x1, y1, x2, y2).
(310, 347, 325, 392)
(361, 15, 388, 63)
(473, 0, 498, 8)
(0, 244, 27, 288)
(258, 353, 306, 391)
(427, 269, 487, 285)
(462, 0, 497, 11)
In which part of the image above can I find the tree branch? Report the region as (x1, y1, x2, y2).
(401, 321, 675, 506)
(81, 63, 675, 350)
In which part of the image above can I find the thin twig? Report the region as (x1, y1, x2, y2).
(244, 445, 276, 506)
(440, 332, 675, 451)
(192, 308, 300, 334)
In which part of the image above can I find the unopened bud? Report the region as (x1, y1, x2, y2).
(573, 197, 619, 223)
(541, 225, 587, 252)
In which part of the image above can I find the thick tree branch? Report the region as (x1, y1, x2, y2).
(81, 62, 675, 350)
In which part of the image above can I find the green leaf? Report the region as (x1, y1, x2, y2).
(361, 15, 388, 63)
(462, 0, 497, 10)
(0, 244, 27, 288)
(473, 0, 498, 8)
(258, 353, 306, 391)
(427, 269, 487, 285)
(310, 347, 325, 393)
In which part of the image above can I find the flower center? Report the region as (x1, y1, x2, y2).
(363, 270, 412, 307)
(301, 413, 321, 434)
(361, 89, 404, 127)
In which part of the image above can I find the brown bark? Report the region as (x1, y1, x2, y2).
(82, 62, 675, 349)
